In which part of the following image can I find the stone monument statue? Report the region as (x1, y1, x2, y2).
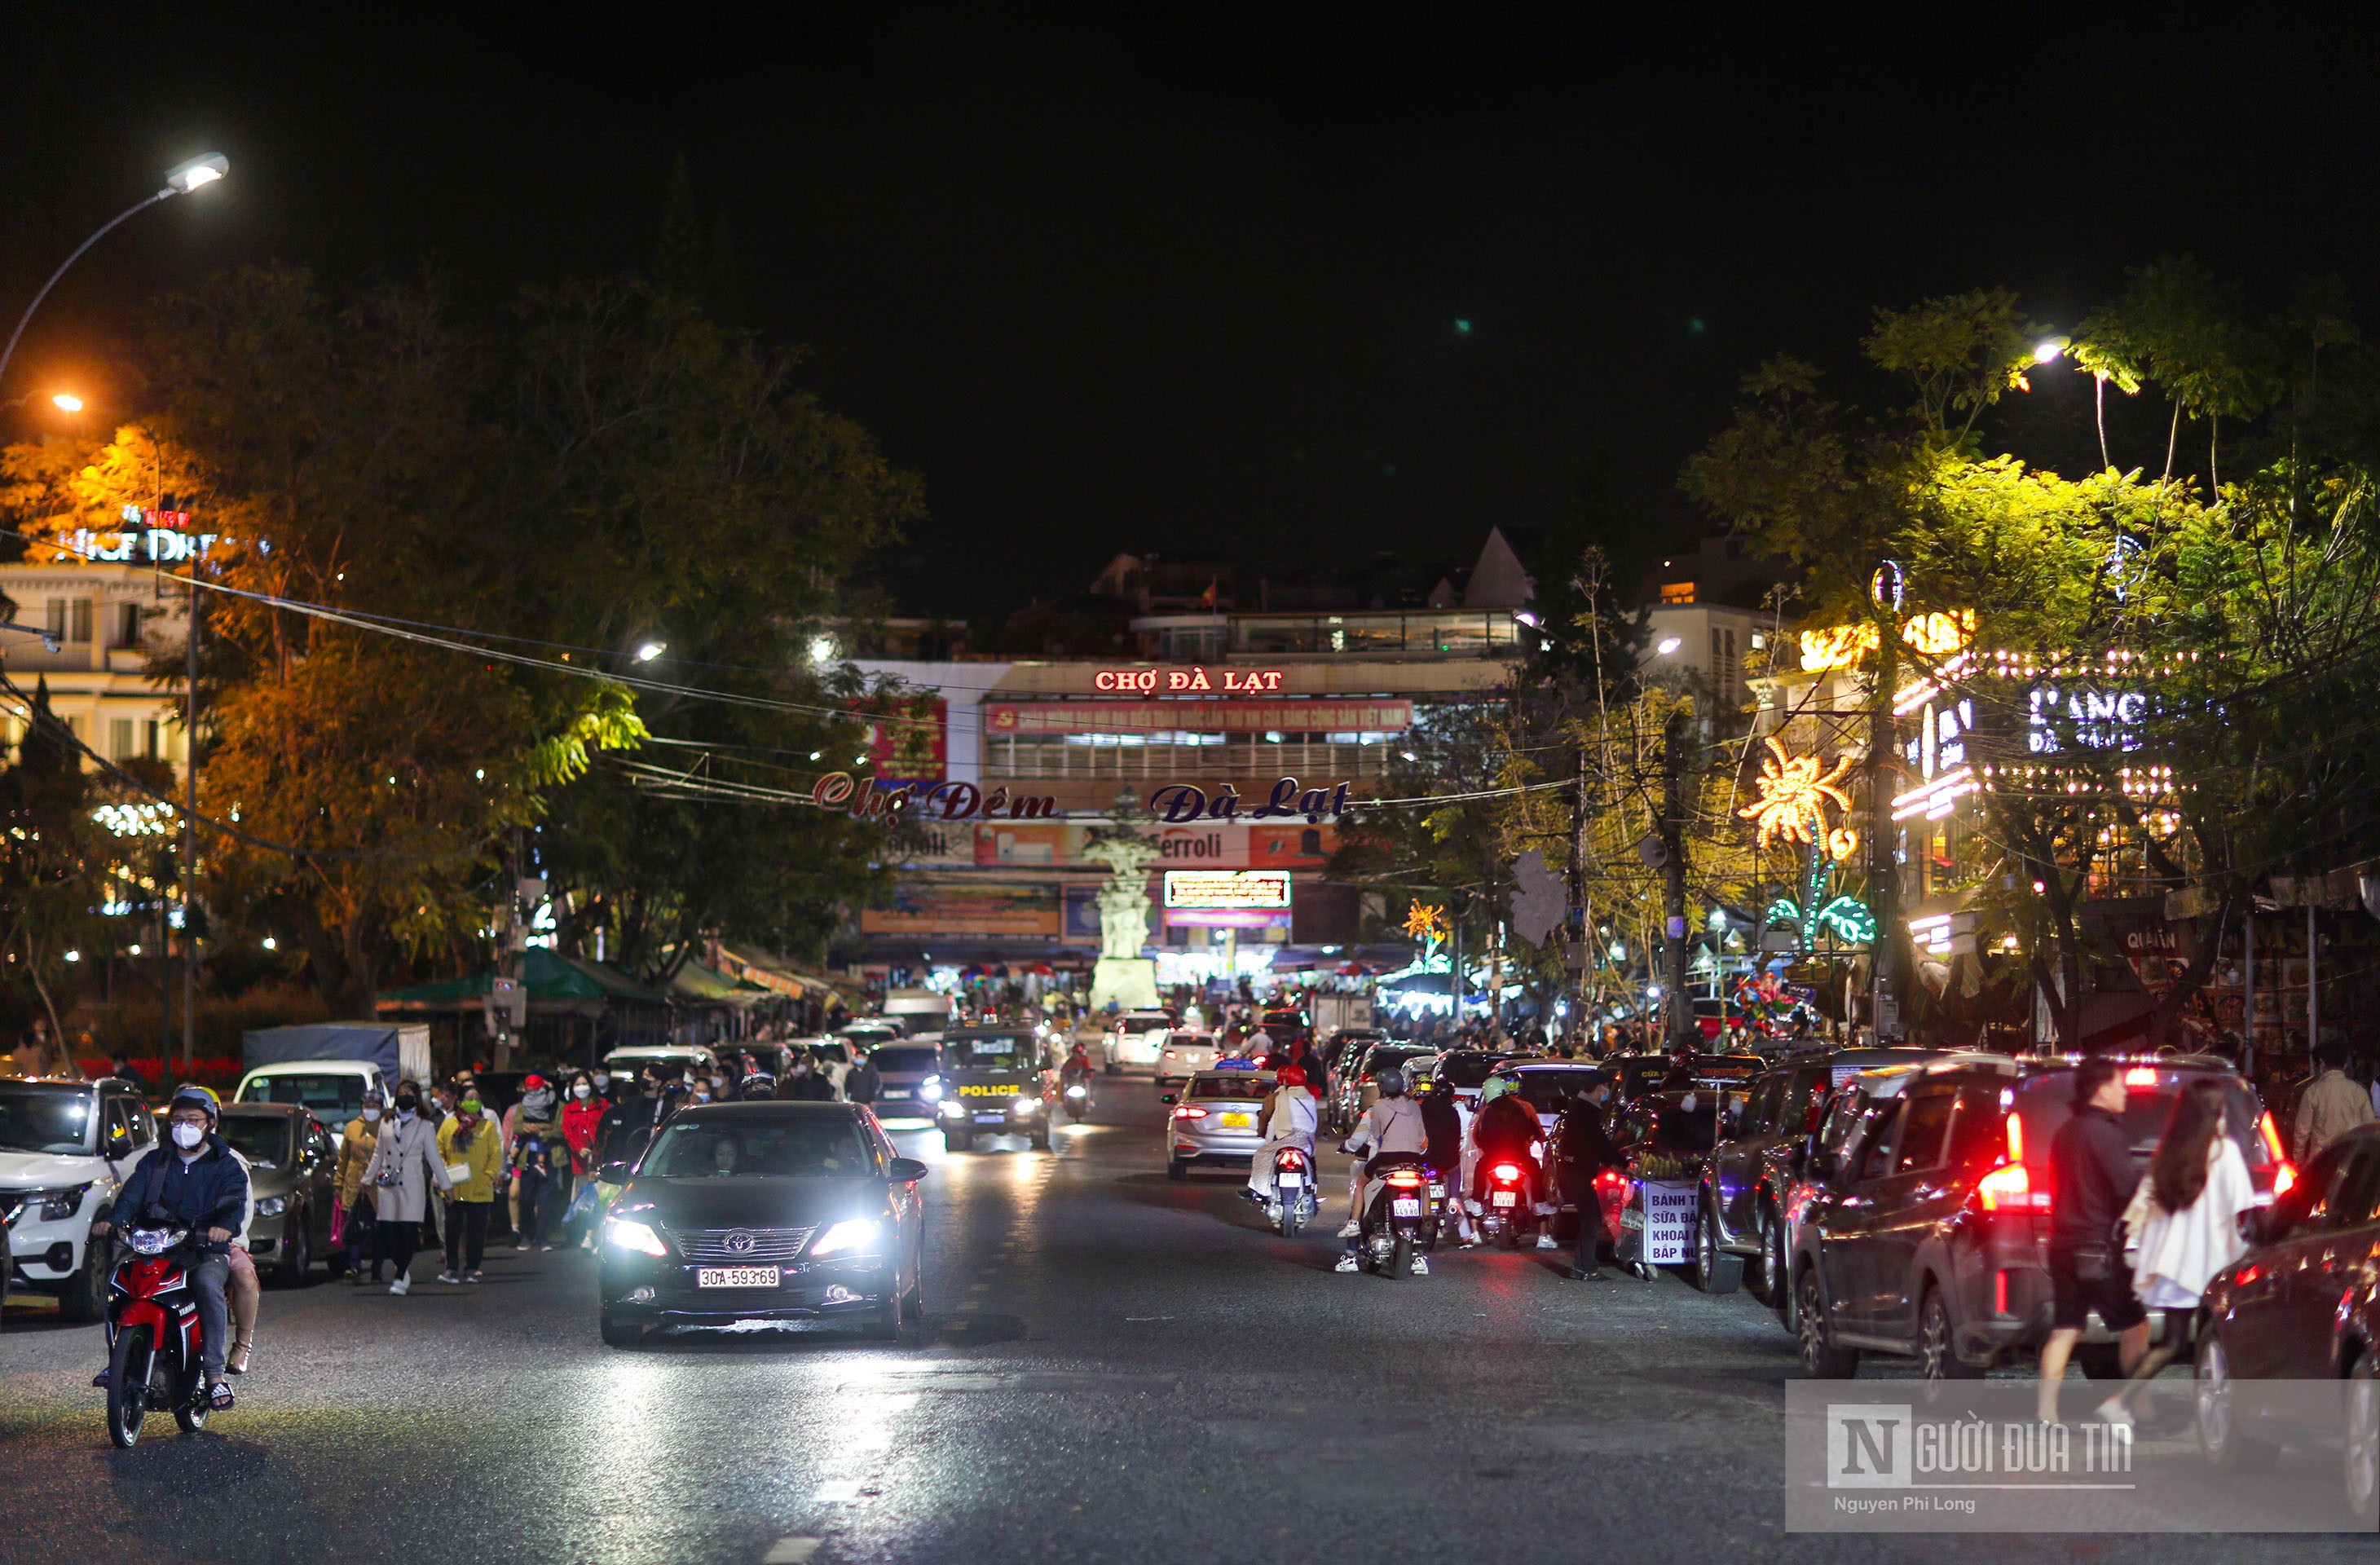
(1082, 795, 1162, 1012)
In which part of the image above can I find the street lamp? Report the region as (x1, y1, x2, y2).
(634, 641, 667, 662)
(0, 152, 231, 390)
(51, 392, 82, 412)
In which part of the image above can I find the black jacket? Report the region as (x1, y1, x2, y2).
(846, 1061, 881, 1104)
(1420, 1093, 1462, 1174)
(1554, 1100, 1625, 1205)
(118, 1135, 250, 1255)
(594, 1093, 653, 1165)
(2050, 1103, 2136, 1247)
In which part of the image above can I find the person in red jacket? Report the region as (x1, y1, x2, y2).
(558, 1070, 609, 1241)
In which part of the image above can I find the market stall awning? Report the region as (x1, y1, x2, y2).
(377, 948, 665, 1016)
(667, 961, 773, 1007)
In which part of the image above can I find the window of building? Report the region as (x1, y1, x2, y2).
(110, 718, 137, 760)
(1660, 582, 1695, 604)
(114, 603, 143, 647)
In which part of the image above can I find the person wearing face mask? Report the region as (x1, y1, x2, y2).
(91, 1086, 247, 1410)
(360, 1086, 453, 1295)
(436, 1093, 504, 1283)
(336, 1091, 386, 1283)
(556, 1070, 606, 1241)
(505, 1073, 560, 1248)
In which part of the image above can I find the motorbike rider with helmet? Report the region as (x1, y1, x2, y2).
(1334, 1068, 1429, 1274)
(89, 1085, 249, 1411)
(1467, 1074, 1555, 1250)
(1244, 1065, 1320, 1205)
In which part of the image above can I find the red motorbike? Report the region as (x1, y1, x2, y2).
(1477, 1157, 1534, 1249)
(99, 1215, 213, 1447)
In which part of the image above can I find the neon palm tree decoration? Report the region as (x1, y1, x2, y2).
(1743, 738, 1868, 954)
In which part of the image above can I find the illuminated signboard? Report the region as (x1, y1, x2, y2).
(1093, 666, 1287, 693)
(58, 504, 224, 564)
(986, 700, 1410, 735)
(1799, 611, 1974, 672)
(2027, 686, 2148, 753)
(1163, 870, 1293, 910)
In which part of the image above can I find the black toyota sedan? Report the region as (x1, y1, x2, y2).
(594, 1101, 928, 1347)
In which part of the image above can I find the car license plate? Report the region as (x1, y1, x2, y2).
(1391, 1198, 1422, 1217)
(883, 1089, 911, 1099)
(1492, 1191, 1518, 1209)
(973, 1113, 1004, 1124)
(695, 1266, 779, 1289)
(1277, 1172, 1303, 1187)
(1220, 1113, 1254, 1128)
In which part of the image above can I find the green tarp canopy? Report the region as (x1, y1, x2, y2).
(377, 948, 665, 1015)
(666, 961, 774, 1006)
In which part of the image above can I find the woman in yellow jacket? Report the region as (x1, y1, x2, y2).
(435, 1095, 505, 1284)
(335, 1092, 386, 1284)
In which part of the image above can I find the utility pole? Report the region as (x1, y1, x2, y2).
(1865, 619, 1902, 1044)
(178, 567, 200, 1067)
(1567, 741, 1589, 1038)
(1659, 704, 1692, 1047)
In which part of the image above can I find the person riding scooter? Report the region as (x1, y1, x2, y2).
(1335, 1068, 1429, 1274)
(90, 1085, 249, 1412)
(1468, 1075, 1554, 1250)
(1245, 1065, 1320, 1205)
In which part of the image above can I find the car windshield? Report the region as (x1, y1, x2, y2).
(239, 1072, 364, 1118)
(0, 1082, 95, 1154)
(1362, 1046, 1428, 1077)
(1188, 1076, 1272, 1100)
(1166, 1034, 1214, 1048)
(643, 1117, 877, 1179)
(1507, 1073, 1588, 1113)
(218, 1116, 292, 1170)
(1655, 1102, 1719, 1151)
(1435, 1052, 1513, 1088)
(870, 1047, 938, 1074)
(1123, 1013, 1174, 1029)
(2018, 1072, 2263, 1166)
(1612, 1057, 1671, 1096)
(943, 1034, 1035, 1073)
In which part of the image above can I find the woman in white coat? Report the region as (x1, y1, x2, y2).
(2102, 1078, 2254, 1424)
(361, 1087, 453, 1296)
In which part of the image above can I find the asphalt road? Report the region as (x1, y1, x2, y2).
(1, 1078, 2366, 1565)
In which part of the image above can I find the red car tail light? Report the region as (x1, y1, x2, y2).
(1975, 1160, 2047, 1212)
(2123, 1066, 2158, 1087)
(1994, 1270, 2009, 1316)
(1171, 1105, 1208, 1120)
(1490, 1162, 1523, 1183)
(2272, 1161, 2297, 1199)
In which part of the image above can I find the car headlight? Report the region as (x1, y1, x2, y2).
(253, 1196, 289, 1218)
(20, 1184, 90, 1222)
(919, 1078, 944, 1101)
(602, 1217, 669, 1257)
(808, 1217, 883, 1258)
(1011, 1091, 1037, 1110)
(940, 1100, 964, 1118)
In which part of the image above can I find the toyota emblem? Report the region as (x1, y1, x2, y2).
(724, 1230, 756, 1254)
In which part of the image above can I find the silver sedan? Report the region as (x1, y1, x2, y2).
(1161, 1069, 1277, 1180)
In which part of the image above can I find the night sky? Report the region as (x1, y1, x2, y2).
(6, 4, 2374, 619)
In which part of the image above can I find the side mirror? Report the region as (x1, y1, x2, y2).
(888, 1157, 929, 1183)
(597, 1160, 633, 1184)
(1159, 1092, 1178, 1106)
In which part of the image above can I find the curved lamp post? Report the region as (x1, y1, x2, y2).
(0, 152, 228, 390)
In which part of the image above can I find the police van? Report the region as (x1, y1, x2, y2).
(933, 1027, 1059, 1153)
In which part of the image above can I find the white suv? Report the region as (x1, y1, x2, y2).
(1, 1076, 157, 1321)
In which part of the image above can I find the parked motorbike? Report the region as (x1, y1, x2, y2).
(99, 1214, 213, 1448)
(1263, 1144, 1317, 1237)
(1060, 1080, 1091, 1122)
(1354, 1153, 1431, 1278)
(1421, 1166, 1452, 1251)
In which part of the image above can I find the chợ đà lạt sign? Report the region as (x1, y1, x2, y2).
(1091, 666, 1286, 694)
(1148, 778, 1353, 824)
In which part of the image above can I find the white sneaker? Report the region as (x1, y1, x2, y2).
(1333, 1254, 1360, 1273)
(1409, 1255, 1430, 1276)
(2091, 1398, 2134, 1430)
(1536, 1235, 1558, 1250)
(389, 1276, 410, 1296)
(1336, 1220, 1360, 1239)
(435, 1271, 462, 1285)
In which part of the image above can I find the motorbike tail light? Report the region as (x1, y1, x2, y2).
(1276, 1148, 1307, 1170)
(1975, 1161, 2047, 1212)
(1993, 1269, 2009, 1316)
(1171, 1106, 1208, 1120)
(1491, 1162, 1523, 1183)
(1384, 1169, 1424, 1188)
(1593, 1169, 1626, 1191)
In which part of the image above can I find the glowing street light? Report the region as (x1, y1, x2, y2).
(634, 641, 667, 662)
(1656, 636, 1682, 655)
(0, 152, 231, 391)
(50, 392, 82, 412)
